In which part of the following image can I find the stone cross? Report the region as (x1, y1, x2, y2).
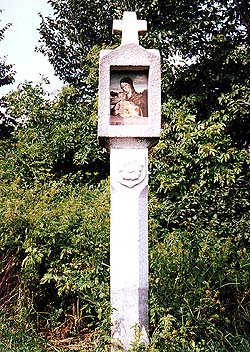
(98, 11, 161, 351)
(112, 11, 147, 45)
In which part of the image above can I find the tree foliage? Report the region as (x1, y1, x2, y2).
(0, 1, 249, 351)
(0, 13, 14, 88)
(38, 1, 249, 95)
(0, 9, 16, 139)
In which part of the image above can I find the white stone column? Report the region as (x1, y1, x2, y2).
(110, 147, 149, 351)
(98, 11, 161, 348)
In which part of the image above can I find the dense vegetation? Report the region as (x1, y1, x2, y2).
(0, 9, 15, 139)
(0, 10, 14, 88)
(0, 1, 249, 351)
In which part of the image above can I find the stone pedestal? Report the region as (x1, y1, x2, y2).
(110, 147, 149, 350)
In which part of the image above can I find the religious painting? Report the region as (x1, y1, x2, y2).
(110, 67, 148, 125)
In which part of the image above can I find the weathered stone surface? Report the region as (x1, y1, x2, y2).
(111, 288, 149, 349)
(110, 148, 149, 350)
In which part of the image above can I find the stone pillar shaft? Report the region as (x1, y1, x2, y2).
(110, 148, 149, 350)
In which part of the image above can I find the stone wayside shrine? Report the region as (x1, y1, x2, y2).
(98, 11, 161, 351)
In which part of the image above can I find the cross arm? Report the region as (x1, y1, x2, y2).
(112, 12, 147, 46)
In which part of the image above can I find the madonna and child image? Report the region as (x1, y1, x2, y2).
(110, 74, 148, 125)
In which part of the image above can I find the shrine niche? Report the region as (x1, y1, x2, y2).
(110, 68, 148, 126)
(98, 44, 160, 140)
(98, 42, 160, 140)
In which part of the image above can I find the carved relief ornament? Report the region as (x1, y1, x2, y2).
(115, 158, 147, 188)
